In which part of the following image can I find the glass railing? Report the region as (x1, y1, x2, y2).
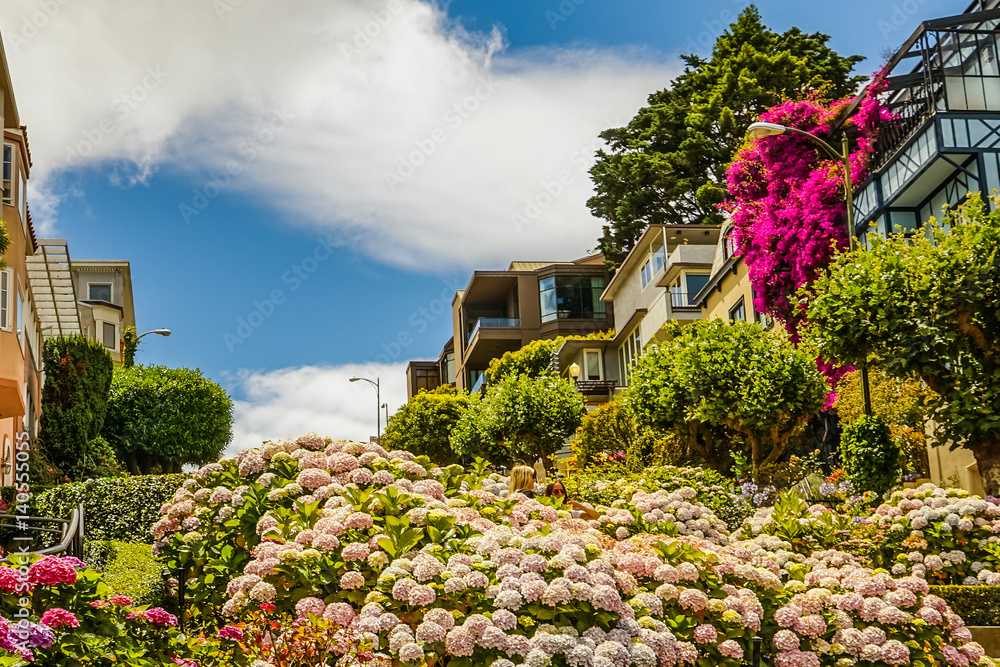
(470, 374, 486, 394)
(467, 318, 520, 344)
(670, 288, 697, 309)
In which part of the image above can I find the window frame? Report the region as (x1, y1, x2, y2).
(102, 321, 118, 351)
(88, 282, 114, 303)
(0, 269, 11, 331)
(2, 143, 12, 206)
(583, 348, 603, 381)
(729, 297, 747, 323)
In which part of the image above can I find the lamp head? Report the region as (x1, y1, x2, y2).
(747, 122, 787, 139)
(349, 377, 360, 383)
(568, 363, 581, 379)
(153, 329, 171, 337)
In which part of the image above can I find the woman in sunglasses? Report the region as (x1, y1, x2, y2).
(545, 480, 599, 520)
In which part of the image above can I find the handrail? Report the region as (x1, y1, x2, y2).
(0, 504, 85, 562)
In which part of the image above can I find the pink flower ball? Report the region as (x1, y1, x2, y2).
(342, 542, 370, 561)
(217, 625, 245, 641)
(345, 512, 374, 530)
(341, 571, 365, 589)
(408, 584, 436, 606)
(40, 608, 79, 629)
(324, 602, 356, 627)
(694, 624, 718, 644)
(295, 596, 326, 618)
(719, 639, 744, 659)
(298, 468, 333, 490)
(28, 557, 78, 586)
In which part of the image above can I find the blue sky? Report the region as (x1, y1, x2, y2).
(1, 0, 965, 448)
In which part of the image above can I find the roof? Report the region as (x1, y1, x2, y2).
(25, 239, 83, 338)
(0, 29, 21, 128)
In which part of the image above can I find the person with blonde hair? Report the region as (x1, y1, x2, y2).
(508, 465, 537, 497)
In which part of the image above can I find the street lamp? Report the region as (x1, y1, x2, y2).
(568, 363, 581, 385)
(136, 328, 172, 341)
(349, 376, 381, 443)
(381, 402, 390, 426)
(746, 121, 872, 415)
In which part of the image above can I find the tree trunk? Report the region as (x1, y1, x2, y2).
(972, 442, 1000, 497)
(126, 450, 140, 476)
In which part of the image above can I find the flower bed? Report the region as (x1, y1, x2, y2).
(148, 434, 988, 667)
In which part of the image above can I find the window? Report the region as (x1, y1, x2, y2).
(413, 367, 439, 394)
(2, 144, 12, 206)
(729, 298, 747, 323)
(722, 229, 737, 260)
(539, 276, 606, 323)
(20, 170, 27, 222)
(441, 353, 455, 385)
(89, 283, 113, 302)
(617, 327, 642, 386)
(640, 260, 652, 288)
(584, 349, 602, 381)
(0, 270, 10, 331)
(685, 273, 710, 305)
(650, 241, 666, 274)
(102, 322, 117, 350)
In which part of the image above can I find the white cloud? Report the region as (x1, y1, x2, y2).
(225, 362, 409, 457)
(3, 0, 676, 270)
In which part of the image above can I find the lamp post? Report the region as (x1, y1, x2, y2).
(350, 376, 381, 443)
(382, 402, 390, 427)
(746, 121, 872, 416)
(136, 328, 172, 341)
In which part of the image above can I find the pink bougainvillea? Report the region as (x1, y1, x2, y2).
(725, 72, 891, 389)
(725, 73, 890, 330)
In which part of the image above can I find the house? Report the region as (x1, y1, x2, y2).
(845, 0, 1000, 494)
(599, 224, 721, 386)
(71, 259, 136, 366)
(0, 34, 57, 486)
(694, 220, 770, 327)
(406, 254, 613, 398)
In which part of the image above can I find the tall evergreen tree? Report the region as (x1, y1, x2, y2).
(589, 6, 865, 267)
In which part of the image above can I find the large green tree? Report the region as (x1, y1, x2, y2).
(589, 6, 864, 266)
(806, 194, 1000, 495)
(451, 374, 585, 472)
(102, 365, 234, 475)
(382, 385, 470, 464)
(627, 320, 827, 478)
(37, 335, 115, 480)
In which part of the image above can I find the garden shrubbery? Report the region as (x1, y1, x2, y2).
(83, 540, 166, 607)
(34, 474, 187, 543)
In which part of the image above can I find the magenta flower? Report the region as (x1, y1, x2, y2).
(40, 608, 79, 630)
(217, 625, 245, 641)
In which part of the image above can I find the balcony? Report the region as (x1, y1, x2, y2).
(669, 288, 701, 314)
(852, 7, 1000, 237)
(467, 318, 520, 345)
(462, 317, 523, 368)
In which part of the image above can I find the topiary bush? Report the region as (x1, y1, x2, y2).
(34, 474, 187, 543)
(840, 414, 902, 497)
(84, 540, 166, 607)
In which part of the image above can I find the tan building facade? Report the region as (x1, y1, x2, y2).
(695, 222, 768, 327)
(72, 259, 136, 366)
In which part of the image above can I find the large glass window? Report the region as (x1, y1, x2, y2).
(640, 261, 652, 288)
(539, 275, 606, 323)
(0, 270, 9, 331)
(618, 327, 642, 386)
(729, 298, 747, 323)
(685, 273, 710, 305)
(584, 349, 602, 381)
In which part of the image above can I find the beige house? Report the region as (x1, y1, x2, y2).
(694, 221, 770, 327)
(71, 259, 136, 366)
(600, 224, 721, 386)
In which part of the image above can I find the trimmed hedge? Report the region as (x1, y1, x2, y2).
(930, 585, 1000, 626)
(34, 474, 187, 543)
(84, 540, 166, 607)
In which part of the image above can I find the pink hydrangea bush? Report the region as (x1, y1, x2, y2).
(873, 484, 1000, 585)
(155, 434, 990, 667)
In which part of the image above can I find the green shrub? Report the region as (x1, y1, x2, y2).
(840, 414, 901, 497)
(84, 540, 166, 607)
(37, 335, 114, 481)
(34, 474, 187, 543)
(929, 585, 1000, 626)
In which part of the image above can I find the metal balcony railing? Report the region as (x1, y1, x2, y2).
(670, 288, 700, 311)
(466, 318, 520, 345)
(872, 12, 1000, 170)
